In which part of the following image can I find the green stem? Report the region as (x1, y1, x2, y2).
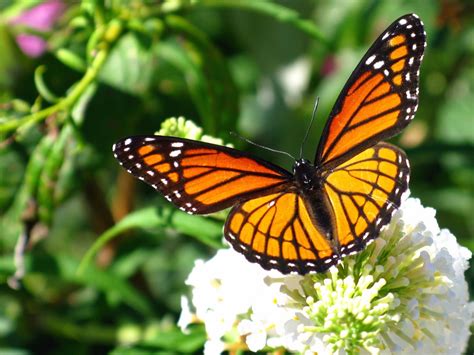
(1, 28, 118, 134)
(197, 0, 328, 46)
(41, 314, 117, 344)
(154, 0, 328, 46)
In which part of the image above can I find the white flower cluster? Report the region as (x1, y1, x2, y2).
(178, 197, 473, 354)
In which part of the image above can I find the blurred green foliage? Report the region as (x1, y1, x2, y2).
(0, 0, 472, 353)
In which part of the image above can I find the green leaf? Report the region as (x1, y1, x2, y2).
(78, 206, 223, 275)
(0, 255, 15, 278)
(0, 349, 29, 355)
(0, 146, 25, 213)
(111, 248, 156, 279)
(156, 40, 214, 131)
(435, 79, 474, 144)
(142, 326, 206, 352)
(27, 254, 153, 315)
(37, 126, 74, 225)
(111, 325, 206, 353)
(0, 134, 56, 248)
(0, 24, 25, 90)
(55, 48, 87, 72)
(164, 15, 239, 134)
(98, 32, 156, 95)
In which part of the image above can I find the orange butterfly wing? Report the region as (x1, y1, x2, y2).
(113, 136, 291, 214)
(323, 143, 409, 255)
(224, 191, 338, 274)
(316, 14, 426, 168)
(112, 15, 426, 275)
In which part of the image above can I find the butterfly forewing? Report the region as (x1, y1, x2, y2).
(112, 135, 292, 214)
(323, 143, 410, 255)
(316, 14, 426, 169)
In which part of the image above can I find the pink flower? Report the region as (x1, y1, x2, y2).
(10, 0, 65, 58)
(320, 55, 337, 76)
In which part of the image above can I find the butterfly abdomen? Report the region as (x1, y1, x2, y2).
(293, 159, 338, 252)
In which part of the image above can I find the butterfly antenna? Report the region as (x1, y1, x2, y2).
(299, 96, 320, 159)
(230, 132, 296, 160)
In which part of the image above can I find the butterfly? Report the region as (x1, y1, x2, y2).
(113, 14, 426, 274)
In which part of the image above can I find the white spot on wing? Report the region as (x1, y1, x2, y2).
(147, 170, 155, 176)
(365, 55, 376, 65)
(399, 19, 407, 25)
(170, 150, 181, 157)
(145, 137, 155, 142)
(171, 142, 184, 148)
(373, 61, 384, 69)
(124, 138, 132, 146)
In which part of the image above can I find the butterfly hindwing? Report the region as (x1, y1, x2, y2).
(316, 14, 426, 168)
(323, 142, 410, 255)
(112, 135, 291, 214)
(224, 191, 339, 274)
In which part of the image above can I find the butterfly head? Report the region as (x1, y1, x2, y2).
(293, 159, 317, 188)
